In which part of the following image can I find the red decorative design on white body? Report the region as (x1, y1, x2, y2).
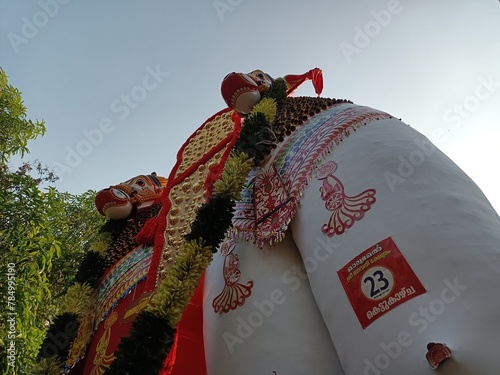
(212, 239, 254, 314)
(317, 161, 376, 236)
(426, 342, 452, 369)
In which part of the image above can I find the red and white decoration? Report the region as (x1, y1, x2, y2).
(316, 161, 376, 236)
(212, 239, 254, 314)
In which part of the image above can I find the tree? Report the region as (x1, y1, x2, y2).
(0, 68, 46, 164)
(0, 68, 106, 374)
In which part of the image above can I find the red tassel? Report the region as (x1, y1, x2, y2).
(231, 110, 242, 122)
(283, 68, 323, 96)
(159, 330, 179, 375)
(203, 162, 224, 200)
(136, 217, 158, 245)
(159, 276, 207, 375)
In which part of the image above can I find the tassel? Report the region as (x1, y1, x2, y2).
(204, 162, 225, 199)
(160, 329, 179, 375)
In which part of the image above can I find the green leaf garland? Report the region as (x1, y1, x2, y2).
(37, 312, 79, 361)
(104, 311, 176, 374)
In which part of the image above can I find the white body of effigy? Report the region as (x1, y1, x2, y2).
(203, 98, 500, 375)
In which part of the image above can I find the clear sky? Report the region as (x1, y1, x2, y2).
(1, 0, 499, 213)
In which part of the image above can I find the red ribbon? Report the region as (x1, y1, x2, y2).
(283, 67, 323, 96)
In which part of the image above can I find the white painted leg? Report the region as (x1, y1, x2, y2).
(203, 231, 345, 375)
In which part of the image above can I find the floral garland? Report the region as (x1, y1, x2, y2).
(104, 79, 287, 374)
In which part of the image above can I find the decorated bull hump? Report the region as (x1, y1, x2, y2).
(230, 102, 393, 246)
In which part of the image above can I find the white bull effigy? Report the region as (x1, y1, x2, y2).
(55, 68, 500, 375)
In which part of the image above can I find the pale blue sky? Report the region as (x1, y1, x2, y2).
(1, 0, 499, 212)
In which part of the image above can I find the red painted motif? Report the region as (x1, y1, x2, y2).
(316, 161, 376, 236)
(253, 166, 294, 239)
(212, 239, 254, 314)
(426, 343, 452, 369)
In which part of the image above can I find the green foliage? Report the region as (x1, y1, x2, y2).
(234, 111, 276, 165)
(0, 68, 45, 164)
(262, 77, 287, 103)
(29, 357, 64, 375)
(0, 68, 106, 374)
(49, 190, 106, 296)
(0, 168, 105, 373)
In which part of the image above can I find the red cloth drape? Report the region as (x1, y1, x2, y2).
(160, 274, 207, 375)
(283, 67, 323, 96)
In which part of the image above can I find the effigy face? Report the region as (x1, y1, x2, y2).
(219, 69, 276, 115)
(220, 71, 263, 114)
(247, 69, 273, 92)
(94, 173, 167, 220)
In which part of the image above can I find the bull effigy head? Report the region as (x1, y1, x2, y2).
(94, 173, 167, 220)
(220, 70, 270, 115)
(220, 68, 323, 114)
